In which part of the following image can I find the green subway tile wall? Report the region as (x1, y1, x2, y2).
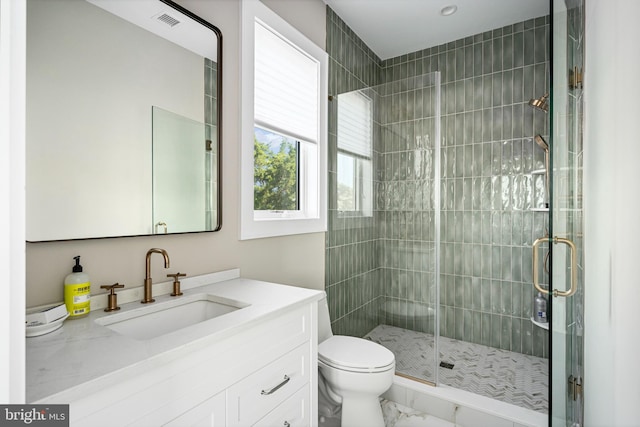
(326, 7, 550, 358)
(325, 7, 384, 338)
(205, 59, 217, 229)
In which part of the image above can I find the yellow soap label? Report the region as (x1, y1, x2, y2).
(65, 282, 91, 317)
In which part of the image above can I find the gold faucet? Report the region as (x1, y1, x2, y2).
(141, 248, 170, 304)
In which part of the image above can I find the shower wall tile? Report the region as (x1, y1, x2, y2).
(326, 5, 550, 357)
(381, 16, 550, 358)
(204, 59, 218, 225)
(325, 7, 383, 338)
(375, 66, 440, 336)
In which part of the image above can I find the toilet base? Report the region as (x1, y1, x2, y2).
(318, 413, 341, 427)
(318, 369, 341, 420)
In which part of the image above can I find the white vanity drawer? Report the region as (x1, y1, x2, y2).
(253, 384, 309, 427)
(227, 343, 309, 426)
(162, 391, 225, 427)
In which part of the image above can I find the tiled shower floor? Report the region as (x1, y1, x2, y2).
(365, 324, 549, 413)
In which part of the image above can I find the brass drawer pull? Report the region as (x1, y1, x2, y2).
(261, 375, 290, 395)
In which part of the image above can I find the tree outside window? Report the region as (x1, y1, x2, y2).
(254, 126, 299, 211)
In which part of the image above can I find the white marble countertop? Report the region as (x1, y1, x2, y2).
(26, 269, 324, 403)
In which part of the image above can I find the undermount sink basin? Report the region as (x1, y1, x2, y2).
(95, 293, 249, 340)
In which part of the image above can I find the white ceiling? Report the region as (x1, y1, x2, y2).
(87, 0, 218, 59)
(323, 0, 549, 60)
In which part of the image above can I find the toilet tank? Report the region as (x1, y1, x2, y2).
(318, 294, 333, 344)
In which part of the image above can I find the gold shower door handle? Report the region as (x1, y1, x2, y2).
(532, 236, 578, 298)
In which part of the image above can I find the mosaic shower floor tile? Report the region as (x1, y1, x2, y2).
(382, 399, 455, 427)
(365, 324, 549, 413)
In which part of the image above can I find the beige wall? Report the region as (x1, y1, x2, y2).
(260, 0, 327, 49)
(25, 0, 327, 307)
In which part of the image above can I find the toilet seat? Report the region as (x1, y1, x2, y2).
(318, 336, 395, 373)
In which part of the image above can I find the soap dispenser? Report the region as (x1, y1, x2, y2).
(64, 256, 91, 318)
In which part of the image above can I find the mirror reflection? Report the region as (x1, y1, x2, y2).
(26, 0, 221, 241)
(152, 106, 218, 233)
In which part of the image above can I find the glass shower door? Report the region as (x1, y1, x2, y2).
(547, 0, 584, 425)
(373, 71, 442, 385)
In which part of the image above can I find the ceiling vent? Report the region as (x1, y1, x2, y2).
(155, 12, 180, 28)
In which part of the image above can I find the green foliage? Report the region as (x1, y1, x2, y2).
(337, 182, 355, 211)
(254, 135, 298, 211)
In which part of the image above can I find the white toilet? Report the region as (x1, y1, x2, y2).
(317, 296, 395, 427)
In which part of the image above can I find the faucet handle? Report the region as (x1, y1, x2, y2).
(101, 283, 125, 292)
(100, 283, 125, 312)
(167, 273, 186, 296)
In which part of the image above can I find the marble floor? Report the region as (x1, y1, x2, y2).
(366, 324, 549, 413)
(319, 399, 450, 427)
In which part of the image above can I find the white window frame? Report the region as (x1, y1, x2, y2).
(240, 0, 328, 240)
(336, 90, 373, 217)
(337, 152, 373, 216)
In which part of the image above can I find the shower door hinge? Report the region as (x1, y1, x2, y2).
(568, 375, 583, 401)
(569, 66, 583, 90)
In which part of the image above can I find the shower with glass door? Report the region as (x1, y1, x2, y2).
(324, 4, 574, 418)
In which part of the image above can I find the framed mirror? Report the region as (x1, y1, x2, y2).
(26, 0, 222, 241)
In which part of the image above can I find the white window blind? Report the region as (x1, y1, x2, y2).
(240, 0, 328, 239)
(337, 91, 372, 158)
(254, 20, 319, 143)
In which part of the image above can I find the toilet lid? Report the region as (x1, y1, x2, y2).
(318, 336, 395, 372)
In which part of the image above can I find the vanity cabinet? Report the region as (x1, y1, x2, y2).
(227, 342, 310, 426)
(163, 392, 226, 427)
(51, 301, 318, 427)
(253, 384, 311, 427)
